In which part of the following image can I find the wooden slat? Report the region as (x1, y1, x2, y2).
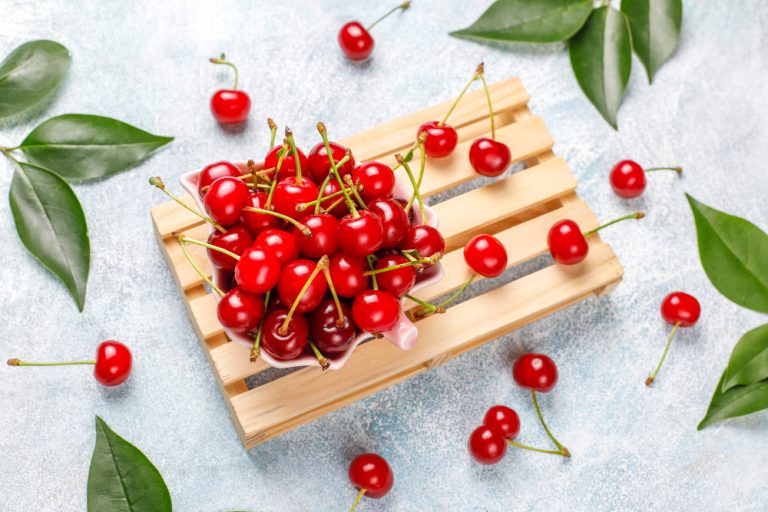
(152, 194, 206, 239)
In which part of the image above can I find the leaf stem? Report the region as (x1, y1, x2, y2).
(646, 321, 681, 386)
(366, 1, 410, 31)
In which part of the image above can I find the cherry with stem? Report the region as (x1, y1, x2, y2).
(150, 177, 226, 233)
(309, 341, 330, 371)
(469, 63, 511, 177)
(610, 159, 683, 199)
(318, 122, 358, 216)
(174, 233, 240, 262)
(279, 255, 329, 335)
(646, 291, 701, 386)
(209, 53, 250, 124)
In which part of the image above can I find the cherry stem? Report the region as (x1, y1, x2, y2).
(177, 237, 223, 297)
(366, 256, 379, 290)
(396, 156, 426, 222)
(344, 174, 369, 210)
(441, 65, 481, 126)
(646, 321, 681, 386)
(279, 256, 329, 334)
(242, 207, 311, 236)
(250, 290, 271, 362)
(363, 255, 440, 276)
(267, 118, 277, 150)
(266, 140, 291, 208)
(7, 358, 95, 367)
(314, 173, 334, 216)
(407, 294, 440, 317)
(284, 128, 303, 185)
(247, 160, 277, 185)
(476, 63, 495, 140)
(583, 211, 644, 237)
(309, 341, 330, 371)
(506, 439, 570, 457)
(301, 183, 358, 212)
(349, 488, 367, 512)
(324, 195, 347, 216)
(322, 268, 346, 327)
(366, 1, 410, 31)
(405, 134, 428, 218)
(317, 122, 358, 217)
(435, 272, 475, 310)
(174, 233, 240, 261)
(209, 53, 239, 90)
(644, 166, 683, 174)
(150, 177, 226, 233)
(531, 390, 570, 456)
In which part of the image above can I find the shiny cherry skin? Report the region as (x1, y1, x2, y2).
(293, 213, 339, 259)
(352, 162, 396, 203)
(264, 144, 309, 181)
(198, 161, 241, 196)
(310, 299, 356, 354)
(203, 176, 250, 226)
(513, 353, 558, 393)
(277, 259, 327, 314)
(307, 141, 355, 182)
(374, 254, 416, 298)
(261, 308, 308, 360)
(468, 425, 507, 465)
(234, 246, 281, 294)
(217, 287, 264, 332)
(367, 198, 409, 249)
(210, 89, 251, 124)
(661, 292, 701, 327)
(338, 211, 384, 257)
(241, 192, 280, 236)
(319, 180, 350, 218)
(348, 453, 393, 499)
(610, 160, 646, 198)
(94, 340, 132, 387)
(207, 224, 252, 271)
(254, 228, 298, 267)
(338, 22, 374, 61)
(352, 290, 401, 333)
(329, 253, 369, 297)
(483, 405, 520, 440)
(401, 225, 445, 260)
(272, 177, 319, 221)
(463, 234, 507, 278)
(417, 121, 458, 158)
(547, 219, 588, 265)
(395, 198, 417, 225)
(469, 138, 511, 177)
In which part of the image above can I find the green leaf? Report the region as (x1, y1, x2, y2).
(686, 194, 768, 313)
(568, 6, 632, 129)
(722, 324, 768, 392)
(621, 0, 682, 83)
(19, 114, 174, 182)
(88, 416, 172, 512)
(0, 40, 70, 119)
(698, 372, 768, 430)
(9, 161, 89, 311)
(450, 0, 593, 43)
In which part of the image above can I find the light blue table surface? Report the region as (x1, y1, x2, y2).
(1, 1, 767, 510)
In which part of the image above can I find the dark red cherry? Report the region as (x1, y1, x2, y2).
(547, 219, 588, 265)
(307, 141, 355, 182)
(610, 160, 646, 198)
(328, 253, 369, 297)
(352, 162, 396, 203)
(401, 225, 445, 260)
(338, 211, 384, 257)
(468, 425, 506, 465)
(348, 453, 394, 499)
(94, 341, 133, 387)
(261, 308, 308, 360)
(293, 213, 339, 259)
(512, 353, 558, 393)
(463, 234, 507, 278)
(210, 90, 251, 124)
(309, 299, 356, 354)
(203, 176, 250, 226)
(417, 121, 458, 158)
(661, 292, 701, 327)
(352, 290, 400, 333)
(217, 287, 264, 332)
(367, 198, 409, 249)
(234, 246, 281, 294)
(207, 225, 253, 271)
(374, 254, 415, 298)
(241, 192, 280, 236)
(277, 259, 327, 314)
(483, 405, 520, 440)
(264, 144, 309, 181)
(338, 22, 374, 61)
(254, 228, 298, 267)
(469, 138, 511, 177)
(272, 177, 319, 221)
(319, 180, 350, 218)
(198, 161, 241, 196)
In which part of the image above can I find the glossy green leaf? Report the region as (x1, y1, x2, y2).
(88, 417, 172, 512)
(9, 161, 89, 311)
(698, 372, 768, 430)
(19, 114, 173, 182)
(568, 6, 632, 129)
(723, 324, 768, 392)
(621, 0, 682, 83)
(687, 194, 768, 313)
(450, 0, 593, 43)
(0, 40, 70, 119)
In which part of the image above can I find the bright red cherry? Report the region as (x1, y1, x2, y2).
(463, 234, 507, 278)
(374, 254, 416, 298)
(307, 141, 355, 182)
(261, 307, 308, 361)
(272, 177, 319, 221)
(513, 353, 558, 393)
(293, 213, 338, 259)
(483, 405, 520, 440)
(217, 287, 264, 332)
(254, 229, 298, 267)
(338, 22, 374, 61)
(367, 198, 409, 249)
(264, 144, 310, 182)
(198, 161, 241, 195)
(277, 259, 328, 314)
(338, 211, 384, 257)
(609, 160, 682, 199)
(234, 247, 281, 294)
(469, 138, 511, 177)
(207, 225, 252, 271)
(352, 290, 400, 333)
(329, 253, 369, 297)
(661, 292, 701, 327)
(348, 453, 394, 501)
(319, 180, 350, 218)
(547, 219, 588, 265)
(310, 299, 356, 354)
(401, 225, 445, 261)
(417, 121, 458, 158)
(241, 192, 280, 236)
(468, 425, 507, 465)
(209, 54, 250, 124)
(351, 162, 396, 203)
(203, 176, 250, 226)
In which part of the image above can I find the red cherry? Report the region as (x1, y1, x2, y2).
(217, 287, 264, 332)
(210, 90, 251, 124)
(468, 425, 506, 465)
(277, 259, 327, 314)
(547, 219, 588, 265)
(319, 180, 351, 218)
(374, 254, 416, 298)
(265, 144, 309, 182)
(352, 162, 396, 203)
(254, 229, 298, 267)
(661, 292, 701, 327)
(272, 177, 319, 221)
(469, 138, 511, 177)
(401, 225, 445, 260)
(92, 340, 132, 387)
(293, 213, 339, 259)
(348, 453, 394, 499)
(483, 405, 520, 440)
(352, 290, 400, 333)
(512, 353, 558, 393)
(309, 299, 356, 354)
(338, 211, 384, 257)
(234, 247, 281, 294)
(207, 225, 252, 271)
(417, 121, 458, 158)
(463, 234, 507, 278)
(338, 22, 374, 61)
(328, 253, 369, 297)
(367, 198, 409, 249)
(241, 192, 280, 236)
(198, 161, 241, 196)
(307, 141, 355, 182)
(610, 160, 646, 198)
(203, 176, 250, 226)
(261, 307, 308, 360)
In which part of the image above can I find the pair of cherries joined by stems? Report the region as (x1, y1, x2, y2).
(339, 2, 411, 62)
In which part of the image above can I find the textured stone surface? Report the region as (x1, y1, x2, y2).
(1, 1, 767, 510)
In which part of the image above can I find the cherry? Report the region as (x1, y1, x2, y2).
(234, 246, 281, 294)
(203, 176, 250, 226)
(338, 22, 374, 62)
(217, 287, 264, 332)
(469, 138, 511, 177)
(7, 340, 132, 387)
(548, 212, 644, 265)
(351, 162, 396, 203)
(265, 144, 309, 182)
(254, 229, 298, 267)
(309, 299, 356, 354)
(277, 259, 328, 314)
(372, 254, 416, 298)
(209, 54, 250, 124)
(307, 141, 355, 182)
(348, 453, 394, 510)
(293, 213, 339, 259)
(338, 210, 384, 257)
(468, 425, 507, 465)
(272, 176, 319, 221)
(241, 192, 280, 236)
(417, 121, 458, 158)
(260, 307, 308, 361)
(207, 225, 252, 271)
(401, 224, 445, 261)
(609, 160, 682, 199)
(463, 234, 507, 278)
(318, 180, 351, 218)
(198, 161, 241, 196)
(483, 405, 520, 440)
(352, 290, 401, 333)
(646, 291, 701, 386)
(328, 253, 369, 297)
(367, 198, 409, 249)
(513, 353, 558, 393)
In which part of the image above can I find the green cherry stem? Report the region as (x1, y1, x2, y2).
(395, 155, 426, 223)
(644, 166, 683, 174)
(441, 65, 481, 126)
(476, 63, 496, 140)
(209, 53, 239, 90)
(406, 294, 440, 316)
(435, 272, 475, 310)
(646, 321, 681, 386)
(324, 196, 346, 216)
(314, 172, 335, 215)
(242, 206, 312, 236)
(177, 237, 224, 297)
(150, 176, 226, 233)
(506, 439, 569, 457)
(583, 211, 644, 237)
(366, 1, 410, 31)
(405, 133, 428, 215)
(349, 488, 367, 512)
(267, 118, 277, 150)
(343, 174, 368, 210)
(175, 233, 240, 261)
(310, 341, 330, 371)
(322, 267, 346, 327)
(285, 127, 304, 185)
(531, 390, 570, 457)
(250, 290, 271, 362)
(366, 256, 379, 290)
(317, 122, 358, 217)
(300, 183, 358, 213)
(363, 255, 440, 276)
(279, 256, 329, 334)
(7, 358, 95, 367)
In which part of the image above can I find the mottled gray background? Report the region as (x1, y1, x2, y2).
(1, 1, 767, 511)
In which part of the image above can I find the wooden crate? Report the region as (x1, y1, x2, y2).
(150, 77, 623, 449)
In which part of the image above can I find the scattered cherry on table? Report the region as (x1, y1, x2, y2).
(646, 291, 701, 386)
(548, 212, 644, 265)
(348, 453, 394, 511)
(610, 160, 682, 199)
(209, 53, 251, 125)
(339, 2, 411, 61)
